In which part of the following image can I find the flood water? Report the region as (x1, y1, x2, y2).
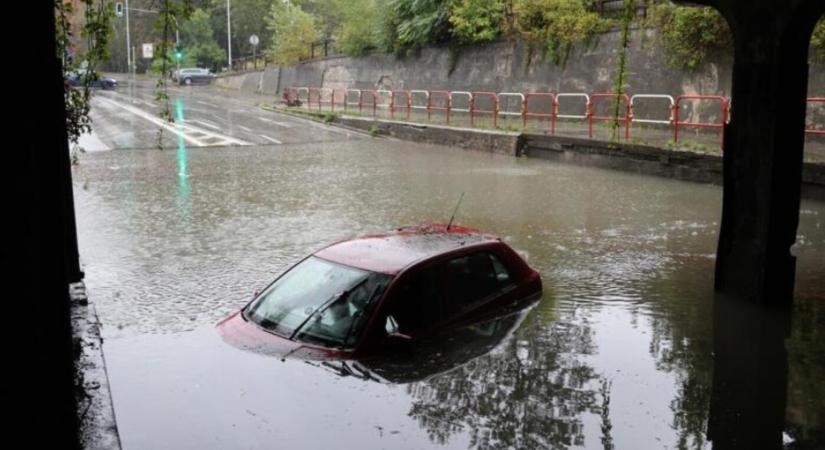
(73, 131, 824, 449)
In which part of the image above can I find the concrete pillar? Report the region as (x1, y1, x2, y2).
(678, 0, 824, 303)
(707, 294, 791, 449)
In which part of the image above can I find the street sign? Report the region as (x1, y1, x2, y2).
(249, 35, 259, 46)
(142, 43, 153, 59)
(115, 2, 123, 17)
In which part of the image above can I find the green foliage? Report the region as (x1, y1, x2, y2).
(513, 0, 611, 66)
(610, 0, 634, 141)
(368, 124, 380, 137)
(149, 50, 195, 75)
(812, 16, 825, 62)
(449, 0, 506, 44)
(650, 2, 731, 70)
(208, 0, 273, 60)
(335, 0, 383, 56)
(56, 0, 115, 146)
(387, 0, 452, 54)
(322, 112, 338, 123)
(266, 2, 320, 65)
(181, 8, 226, 70)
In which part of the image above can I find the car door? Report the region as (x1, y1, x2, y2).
(379, 264, 446, 340)
(441, 250, 516, 325)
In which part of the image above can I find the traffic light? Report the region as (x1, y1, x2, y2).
(115, 3, 123, 17)
(174, 47, 182, 60)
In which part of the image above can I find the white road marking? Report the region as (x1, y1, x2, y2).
(238, 125, 252, 132)
(191, 119, 221, 130)
(256, 117, 292, 128)
(95, 97, 252, 147)
(259, 134, 283, 144)
(197, 100, 219, 108)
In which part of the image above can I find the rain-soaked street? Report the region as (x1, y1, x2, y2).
(73, 78, 825, 449)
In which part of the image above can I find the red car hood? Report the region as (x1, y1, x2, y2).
(216, 311, 345, 360)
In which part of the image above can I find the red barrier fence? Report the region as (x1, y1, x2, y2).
(589, 93, 631, 140)
(471, 92, 499, 128)
(523, 93, 557, 133)
(428, 90, 451, 123)
(391, 90, 412, 121)
(673, 95, 730, 148)
(285, 86, 825, 147)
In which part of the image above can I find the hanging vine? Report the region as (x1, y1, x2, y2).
(610, 0, 634, 141)
(55, 0, 114, 161)
(153, 0, 194, 149)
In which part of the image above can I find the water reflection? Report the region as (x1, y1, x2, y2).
(707, 295, 791, 449)
(400, 297, 609, 448)
(174, 98, 190, 218)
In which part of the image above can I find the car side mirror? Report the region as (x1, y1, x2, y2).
(385, 315, 412, 341)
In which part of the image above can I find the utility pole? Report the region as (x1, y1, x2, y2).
(125, 0, 131, 74)
(226, 0, 232, 70)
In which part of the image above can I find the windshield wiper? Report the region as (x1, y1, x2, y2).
(289, 278, 368, 341)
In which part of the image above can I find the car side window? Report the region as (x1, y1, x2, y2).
(489, 253, 511, 285)
(443, 252, 500, 317)
(385, 266, 443, 335)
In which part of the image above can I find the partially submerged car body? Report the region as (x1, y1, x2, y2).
(218, 224, 542, 360)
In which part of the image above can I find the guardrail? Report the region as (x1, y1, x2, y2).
(284, 86, 825, 146)
(588, 93, 631, 140)
(523, 93, 557, 133)
(471, 92, 499, 127)
(674, 95, 730, 148)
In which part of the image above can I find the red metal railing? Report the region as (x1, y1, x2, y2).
(390, 90, 411, 121)
(471, 92, 499, 128)
(428, 90, 451, 123)
(588, 93, 631, 140)
(285, 86, 825, 152)
(806, 97, 825, 136)
(523, 93, 557, 133)
(674, 95, 730, 148)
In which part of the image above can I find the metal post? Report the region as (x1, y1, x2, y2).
(172, 15, 180, 73)
(125, 0, 131, 73)
(226, 0, 232, 70)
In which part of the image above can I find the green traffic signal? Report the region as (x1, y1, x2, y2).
(175, 51, 182, 60)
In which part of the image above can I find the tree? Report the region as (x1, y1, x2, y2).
(266, 1, 320, 65)
(334, 0, 383, 56)
(181, 8, 226, 69)
(208, 0, 274, 61)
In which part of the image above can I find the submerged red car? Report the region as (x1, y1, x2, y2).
(218, 224, 542, 359)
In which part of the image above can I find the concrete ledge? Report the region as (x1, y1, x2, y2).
(524, 134, 825, 199)
(338, 116, 524, 156)
(71, 282, 121, 450)
(262, 105, 825, 199)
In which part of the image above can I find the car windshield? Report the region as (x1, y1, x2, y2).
(244, 256, 392, 348)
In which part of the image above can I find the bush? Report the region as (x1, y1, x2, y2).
(513, 0, 612, 66)
(650, 2, 731, 70)
(336, 0, 383, 56)
(450, 0, 506, 44)
(388, 0, 452, 54)
(812, 16, 825, 62)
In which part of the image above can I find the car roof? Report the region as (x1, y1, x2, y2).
(314, 224, 501, 275)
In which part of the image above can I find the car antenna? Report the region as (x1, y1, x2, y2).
(446, 192, 465, 231)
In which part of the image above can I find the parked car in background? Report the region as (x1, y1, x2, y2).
(175, 68, 216, 85)
(65, 70, 117, 90)
(218, 224, 543, 360)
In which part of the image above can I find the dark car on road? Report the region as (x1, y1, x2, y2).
(175, 68, 216, 85)
(65, 70, 117, 90)
(218, 224, 542, 360)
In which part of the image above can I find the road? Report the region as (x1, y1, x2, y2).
(87, 77, 364, 151)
